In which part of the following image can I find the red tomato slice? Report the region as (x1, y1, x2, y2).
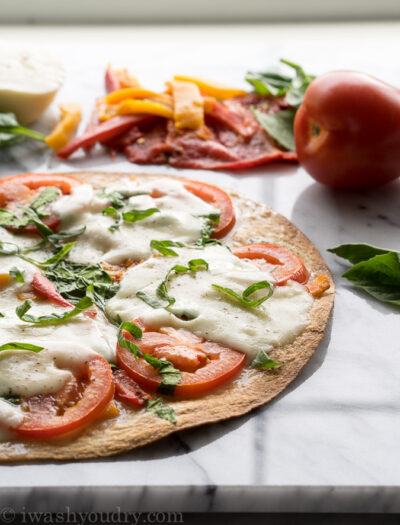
(15, 355, 114, 440)
(0, 173, 82, 235)
(117, 324, 245, 398)
(233, 243, 309, 286)
(31, 272, 74, 308)
(182, 179, 235, 238)
(113, 368, 152, 407)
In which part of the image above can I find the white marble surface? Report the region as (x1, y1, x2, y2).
(0, 23, 400, 514)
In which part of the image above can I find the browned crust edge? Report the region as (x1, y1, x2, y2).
(0, 171, 334, 461)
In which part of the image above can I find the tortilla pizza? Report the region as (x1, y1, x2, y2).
(0, 171, 334, 460)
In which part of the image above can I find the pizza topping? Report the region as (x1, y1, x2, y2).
(16, 295, 93, 325)
(113, 368, 151, 407)
(48, 178, 222, 265)
(117, 324, 245, 398)
(108, 245, 313, 360)
(212, 280, 274, 309)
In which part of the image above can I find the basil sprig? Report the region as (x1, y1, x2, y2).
(9, 267, 25, 283)
(29, 187, 60, 217)
(144, 354, 182, 395)
(145, 398, 176, 424)
(103, 206, 122, 232)
(251, 349, 282, 369)
(16, 295, 93, 325)
(0, 342, 44, 352)
(328, 243, 400, 307)
(150, 240, 185, 257)
(138, 259, 209, 311)
(247, 58, 314, 151)
(0, 112, 46, 147)
(212, 280, 274, 308)
(117, 321, 143, 358)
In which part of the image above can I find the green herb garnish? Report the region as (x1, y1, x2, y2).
(212, 280, 274, 308)
(29, 187, 60, 217)
(143, 354, 182, 395)
(0, 112, 46, 147)
(251, 349, 282, 369)
(16, 295, 93, 325)
(0, 342, 44, 352)
(9, 266, 25, 283)
(117, 321, 143, 358)
(145, 398, 177, 424)
(328, 243, 400, 307)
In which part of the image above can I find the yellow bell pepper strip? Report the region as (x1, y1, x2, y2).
(45, 103, 82, 152)
(99, 99, 173, 121)
(173, 75, 247, 100)
(171, 80, 204, 130)
(104, 88, 161, 105)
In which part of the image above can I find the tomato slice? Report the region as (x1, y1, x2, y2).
(117, 324, 245, 398)
(233, 243, 309, 286)
(182, 179, 235, 238)
(15, 355, 114, 440)
(0, 173, 82, 235)
(113, 368, 152, 407)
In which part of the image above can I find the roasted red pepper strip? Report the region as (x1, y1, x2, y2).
(113, 368, 151, 407)
(57, 115, 149, 159)
(31, 272, 74, 308)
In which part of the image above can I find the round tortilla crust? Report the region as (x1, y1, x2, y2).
(0, 171, 334, 461)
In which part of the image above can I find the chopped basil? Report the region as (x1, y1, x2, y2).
(0, 209, 18, 228)
(122, 207, 160, 223)
(157, 259, 209, 309)
(9, 267, 24, 283)
(0, 112, 46, 146)
(103, 206, 122, 232)
(1, 394, 20, 405)
(0, 313, 4, 318)
(29, 187, 60, 217)
(0, 240, 20, 256)
(117, 321, 143, 358)
(143, 354, 182, 395)
(145, 398, 177, 424)
(136, 291, 164, 309)
(46, 226, 86, 248)
(0, 342, 44, 352)
(16, 295, 93, 325)
(150, 240, 185, 257)
(328, 243, 400, 307)
(252, 349, 282, 369)
(44, 260, 119, 310)
(212, 280, 274, 308)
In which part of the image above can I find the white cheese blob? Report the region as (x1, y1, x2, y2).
(0, 344, 97, 430)
(0, 49, 64, 125)
(50, 178, 218, 265)
(107, 245, 313, 359)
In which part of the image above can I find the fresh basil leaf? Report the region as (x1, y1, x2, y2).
(29, 187, 60, 217)
(0, 313, 4, 318)
(328, 243, 392, 265)
(340, 252, 400, 307)
(0, 113, 46, 144)
(0, 133, 24, 148)
(9, 267, 25, 283)
(145, 398, 177, 424)
(0, 209, 19, 228)
(212, 280, 274, 308)
(16, 296, 93, 325)
(252, 349, 282, 369)
(143, 354, 182, 395)
(136, 291, 164, 309)
(245, 71, 292, 96)
(18, 207, 54, 238)
(117, 321, 143, 358)
(157, 259, 209, 309)
(103, 206, 122, 232)
(281, 59, 315, 108)
(1, 394, 20, 405)
(40, 242, 76, 266)
(198, 218, 216, 245)
(0, 342, 44, 352)
(150, 240, 185, 257)
(0, 240, 20, 255)
(122, 207, 160, 223)
(0, 113, 19, 128)
(253, 108, 296, 151)
(44, 260, 119, 310)
(46, 226, 86, 247)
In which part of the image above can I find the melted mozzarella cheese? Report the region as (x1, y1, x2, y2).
(107, 245, 313, 359)
(0, 345, 97, 430)
(50, 178, 217, 265)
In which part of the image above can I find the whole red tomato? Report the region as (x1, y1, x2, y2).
(294, 71, 400, 189)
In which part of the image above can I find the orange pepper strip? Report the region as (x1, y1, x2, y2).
(45, 103, 82, 152)
(306, 275, 330, 297)
(173, 75, 247, 100)
(0, 274, 11, 289)
(99, 99, 173, 121)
